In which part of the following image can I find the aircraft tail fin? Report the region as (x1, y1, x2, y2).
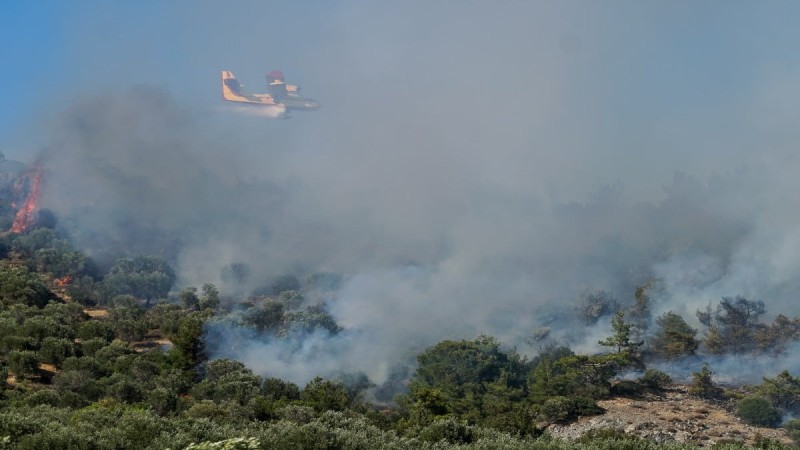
(221, 70, 247, 101)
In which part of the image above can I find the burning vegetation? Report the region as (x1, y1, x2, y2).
(8, 164, 43, 235)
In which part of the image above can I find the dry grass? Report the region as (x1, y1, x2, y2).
(84, 308, 109, 318)
(39, 363, 57, 373)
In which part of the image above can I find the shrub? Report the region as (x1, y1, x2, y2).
(611, 380, 644, 397)
(276, 404, 316, 424)
(785, 419, 800, 446)
(418, 418, 474, 444)
(737, 396, 782, 428)
(539, 396, 574, 423)
(38, 337, 75, 366)
(7, 350, 39, 380)
(185, 437, 260, 450)
(689, 364, 724, 399)
(639, 369, 672, 390)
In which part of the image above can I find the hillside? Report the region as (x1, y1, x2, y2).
(548, 384, 793, 447)
(1, 165, 800, 448)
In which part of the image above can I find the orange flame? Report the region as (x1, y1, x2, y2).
(11, 166, 43, 234)
(54, 275, 73, 287)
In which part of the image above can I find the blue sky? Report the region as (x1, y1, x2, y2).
(0, 2, 67, 149)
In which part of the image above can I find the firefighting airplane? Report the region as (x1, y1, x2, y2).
(221, 70, 320, 118)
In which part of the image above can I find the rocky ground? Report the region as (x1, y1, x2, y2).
(547, 385, 793, 447)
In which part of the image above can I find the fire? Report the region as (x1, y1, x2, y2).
(54, 275, 73, 287)
(10, 165, 43, 234)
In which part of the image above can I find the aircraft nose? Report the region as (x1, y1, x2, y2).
(305, 100, 321, 109)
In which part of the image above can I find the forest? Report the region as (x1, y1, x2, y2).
(0, 199, 800, 450)
(0, 156, 800, 449)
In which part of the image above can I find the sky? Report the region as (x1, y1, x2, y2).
(3, 1, 800, 383)
(3, 1, 800, 193)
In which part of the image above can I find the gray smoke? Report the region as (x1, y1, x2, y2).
(21, 1, 800, 384)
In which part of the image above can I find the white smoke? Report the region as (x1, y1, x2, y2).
(15, 1, 800, 386)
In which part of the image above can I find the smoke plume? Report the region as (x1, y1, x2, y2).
(15, 1, 800, 385)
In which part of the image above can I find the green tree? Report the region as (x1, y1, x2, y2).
(101, 255, 176, 304)
(145, 302, 184, 336)
(697, 296, 767, 354)
(301, 377, 350, 412)
(38, 337, 75, 366)
(192, 359, 262, 406)
(200, 283, 220, 310)
(114, 319, 147, 342)
(737, 396, 782, 427)
(33, 246, 87, 278)
(261, 377, 301, 401)
(598, 311, 642, 354)
(12, 228, 87, 278)
(76, 320, 116, 342)
(628, 278, 664, 341)
(169, 313, 206, 372)
(754, 314, 800, 355)
(529, 352, 625, 402)
(242, 300, 285, 334)
(286, 305, 341, 335)
(688, 363, 724, 399)
(650, 311, 699, 360)
(7, 350, 39, 380)
(403, 335, 529, 424)
(180, 287, 200, 310)
(0, 265, 52, 308)
(146, 387, 178, 416)
(11, 228, 59, 256)
(757, 370, 800, 414)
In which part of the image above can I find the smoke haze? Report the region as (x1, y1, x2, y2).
(12, 1, 800, 384)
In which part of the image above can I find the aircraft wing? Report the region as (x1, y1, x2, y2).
(221, 71, 279, 105)
(266, 70, 289, 100)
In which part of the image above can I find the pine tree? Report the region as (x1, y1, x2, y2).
(599, 312, 642, 353)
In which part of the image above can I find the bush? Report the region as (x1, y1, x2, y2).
(276, 404, 316, 424)
(25, 389, 61, 407)
(689, 364, 724, 399)
(639, 369, 672, 390)
(785, 419, 800, 446)
(577, 427, 645, 443)
(38, 337, 75, 366)
(185, 438, 261, 450)
(737, 396, 782, 428)
(7, 350, 39, 380)
(418, 418, 474, 444)
(76, 321, 116, 342)
(611, 380, 644, 397)
(539, 396, 574, 423)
